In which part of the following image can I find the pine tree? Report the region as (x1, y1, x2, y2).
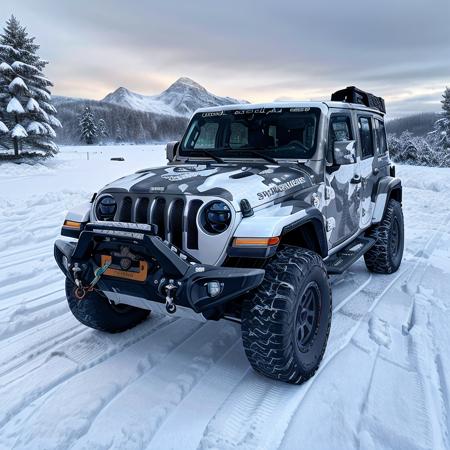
(429, 87, 450, 156)
(115, 122, 123, 143)
(441, 86, 450, 118)
(79, 106, 97, 145)
(97, 118, 108, 144)
(0, 16, 60, 156)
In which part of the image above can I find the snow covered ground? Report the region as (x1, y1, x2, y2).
(0, 144, 449, 450)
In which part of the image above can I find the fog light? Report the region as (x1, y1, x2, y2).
(206, 281, 223, 298)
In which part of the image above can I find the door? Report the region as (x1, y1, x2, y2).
(325, 113, 362, 248)
(357, 115, 381, 229)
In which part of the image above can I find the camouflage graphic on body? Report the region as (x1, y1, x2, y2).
(325, 163, 361, 246)
(100, 163, 315, 212)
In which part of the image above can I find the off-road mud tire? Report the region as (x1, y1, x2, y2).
(364, 199, 404, 274)
(241, 246, 332, 384)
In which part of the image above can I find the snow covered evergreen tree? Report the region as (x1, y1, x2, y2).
(0, 16, 60, 156)
(441, 86, 450, 118)
(79, 106, 97, 145)
(115, 122, 123, 143)
(388, 131, 450, 167)
(429, 87, 450, 161)
(97, 118, 108, 144)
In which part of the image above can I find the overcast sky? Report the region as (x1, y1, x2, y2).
(4, 0, 450, 117)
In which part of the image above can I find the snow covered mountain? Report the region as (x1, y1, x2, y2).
(102, 77, 245, 117)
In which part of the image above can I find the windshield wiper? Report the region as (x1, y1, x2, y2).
(243, 150, 278, 165)
(187, 150, 224, 164)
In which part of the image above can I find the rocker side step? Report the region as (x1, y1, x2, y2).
(325, 236, 376, 275)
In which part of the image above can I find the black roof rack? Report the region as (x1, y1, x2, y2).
(331, 86, 386, 114)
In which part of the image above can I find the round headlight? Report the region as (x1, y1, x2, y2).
(96, 195, 117, 221)
(201, 201, 231, 234)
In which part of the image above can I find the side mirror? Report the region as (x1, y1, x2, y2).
(333, 140, 356, 165)
(166, 141, 179, 162)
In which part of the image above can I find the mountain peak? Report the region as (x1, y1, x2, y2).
(171, 77, 203, 89)
(102, 77, 244, 117)
(163, 77, 207, 94)
(112, 86, 131, 94)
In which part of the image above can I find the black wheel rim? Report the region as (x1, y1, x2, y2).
(390, 217, 400, 258)
(295, 282, 321, 352)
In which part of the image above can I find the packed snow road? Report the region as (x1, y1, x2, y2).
(0, 145, 449, 450)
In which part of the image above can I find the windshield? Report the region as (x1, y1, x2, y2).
(180, 107, 321, 160)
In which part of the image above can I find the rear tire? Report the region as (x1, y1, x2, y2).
(66, 278, 150, 333)
(241, 247, 332, 384)
(364, 199, 404, 274)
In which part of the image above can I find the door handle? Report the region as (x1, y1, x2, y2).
(351, 175, 362, 184)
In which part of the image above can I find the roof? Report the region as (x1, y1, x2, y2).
(195, 100, 385, 116)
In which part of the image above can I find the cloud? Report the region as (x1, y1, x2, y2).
(4, 0, 450, 115)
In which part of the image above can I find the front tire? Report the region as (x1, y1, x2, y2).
(364, 199, 404, 274)
(65, 279, 150, 333)
(241, 247, 332, 384)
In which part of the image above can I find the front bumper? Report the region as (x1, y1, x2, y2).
(54, 222, 265, 318)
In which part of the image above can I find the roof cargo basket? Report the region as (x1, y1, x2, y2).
(331, 86, 386, 114)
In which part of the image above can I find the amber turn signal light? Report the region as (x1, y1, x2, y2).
(63, 220, 82, 229)
(233, 237, 280, 247)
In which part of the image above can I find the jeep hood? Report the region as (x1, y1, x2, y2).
(100, 164, 315, 211)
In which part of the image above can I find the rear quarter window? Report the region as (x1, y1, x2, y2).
(358, 116, 374, 159)
(375, 119, 388, 154)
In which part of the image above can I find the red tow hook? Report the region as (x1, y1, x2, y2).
(72, 261, 111, 300)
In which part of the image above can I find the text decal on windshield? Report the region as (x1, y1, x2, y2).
(257, 177, 307, 200)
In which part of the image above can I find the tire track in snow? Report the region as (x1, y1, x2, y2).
(147, 338, 250, 450)
(0, 295, 68, 341)
(0, 281, 63, 311)
(0, 314, 176, 432)
(69, 321, 238, 450)
(0, 267, 62, 302)
(0, 242, 52, 264)
(407, 293, 450, 449)
(0, 319, 211, 450)
(0, 315, 84, 384)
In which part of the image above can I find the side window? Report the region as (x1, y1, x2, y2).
(328, 115, 353, 162)
(358, 117, 374, 159)
(376, 119, 387, 154)
(193, 122, 219, 149)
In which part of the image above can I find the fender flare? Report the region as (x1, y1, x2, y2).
(372, 177, 402, 223)
(280, 207, 328, 258)
(233, 201, 328, 258)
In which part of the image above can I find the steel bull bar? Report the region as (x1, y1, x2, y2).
(54, 221, 265, 319)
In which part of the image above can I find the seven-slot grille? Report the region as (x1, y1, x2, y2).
(109, 195, 204, 250)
